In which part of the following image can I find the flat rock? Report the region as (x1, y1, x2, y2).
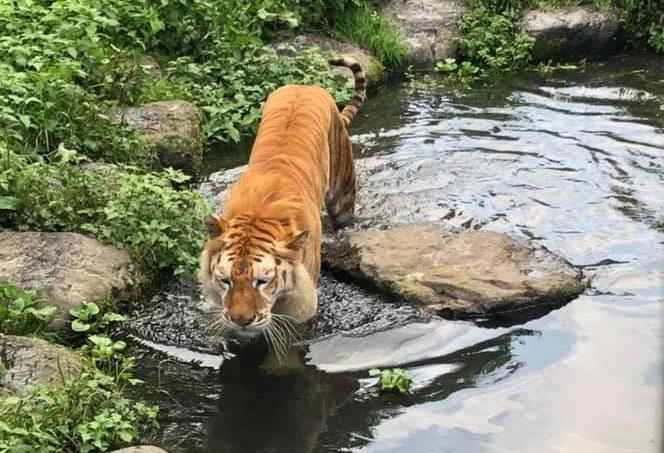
(381, 0, 468, 66)
(322, 223, 585, 316)
(110, 447, 169, 453)
(0, 232, 131, 329)
(272, 33, 385, 86)
(109, 100, 203, 174)
(522, 6, 622, 62)
(0, 334, 83, 397)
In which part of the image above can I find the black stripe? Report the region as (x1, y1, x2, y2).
(355, 77, 366, 85)
(350, 63, 361, 73)
(252, 224, 276, 237)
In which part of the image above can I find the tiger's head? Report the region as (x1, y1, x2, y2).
(199, 213, 309, 340)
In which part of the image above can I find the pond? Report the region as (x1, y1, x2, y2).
(127, 53, 663, 452)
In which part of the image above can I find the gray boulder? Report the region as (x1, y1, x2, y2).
(109, 100, 203, 174)
(381, 0, 468, 66)
(522, 6, 622, 62)
(0, 232, 131, 329)
(272, 33, 385, 86)
(322, 223, 586, 316)
(0, 334, 83, 397)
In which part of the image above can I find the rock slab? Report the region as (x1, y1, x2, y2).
(272, 33, 385, 86)
(0, 334, 83, 397)
(0, 232, 131, 328)
(522, 6, 622, 62)
(109, 100, 203, 174)
(381, 0, 467, 66)
(323, 223, 585, 316)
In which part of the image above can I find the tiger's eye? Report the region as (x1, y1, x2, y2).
(254, 278, 269, 288)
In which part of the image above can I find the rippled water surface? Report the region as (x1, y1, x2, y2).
(131, 54, 663, 452)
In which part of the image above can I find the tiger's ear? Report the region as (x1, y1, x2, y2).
(203, 214, 228, 238)
(287, 230, 309, 251)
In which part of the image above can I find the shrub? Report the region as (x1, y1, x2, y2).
(0, 283, 56, 337)
(0, 334, 158, 452)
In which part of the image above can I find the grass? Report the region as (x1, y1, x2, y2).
(330, 2, 409, 68)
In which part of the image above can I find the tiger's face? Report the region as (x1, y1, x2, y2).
(200, 214, 308, 339)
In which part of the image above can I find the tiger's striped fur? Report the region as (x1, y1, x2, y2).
(200, 57, 365, 346)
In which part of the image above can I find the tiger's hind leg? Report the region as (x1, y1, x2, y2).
(325, 129, 356, 228)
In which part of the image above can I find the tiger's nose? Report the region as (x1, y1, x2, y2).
(230, 314, 255, 327)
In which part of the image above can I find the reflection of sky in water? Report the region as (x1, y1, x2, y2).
(314, 56, 663, 453)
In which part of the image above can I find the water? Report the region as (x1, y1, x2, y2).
(129, 54, 663, 452)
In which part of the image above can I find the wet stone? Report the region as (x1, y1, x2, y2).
(108, 100, 203, 174)
(0, 334, 83, 397)
(381, 0, 468, 66)
(0, 231, 131, 329)
(522, 6, 622, 62)
(125, 274, 432, 353)
(323, 223, 586, 316)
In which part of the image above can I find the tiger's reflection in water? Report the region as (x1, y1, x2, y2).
(207, 345, 358, 453)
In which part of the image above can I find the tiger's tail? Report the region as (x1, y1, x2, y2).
(328, 57, 366, 127)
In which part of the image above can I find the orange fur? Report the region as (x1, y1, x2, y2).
(200, 58, 364, 332)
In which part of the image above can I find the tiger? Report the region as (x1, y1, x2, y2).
(200, 57, 366, 349)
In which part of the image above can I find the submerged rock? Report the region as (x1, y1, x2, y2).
(381, 0, 467, 66)
(109, 100, 203, 174)
(522, 6, 622, 62)
(0, 334, 83, 397)
(126, 274, 431, 354)
(272, 33, 385, 85)
(323, 223, 586, 316)
(0, 232, 131, 329)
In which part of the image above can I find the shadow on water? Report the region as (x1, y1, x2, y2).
(207, 345, 359, 453)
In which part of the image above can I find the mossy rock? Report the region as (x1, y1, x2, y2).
(322, 224, 587, 317)
(108, 100, 203, 175)
(522, 6, 623, 62)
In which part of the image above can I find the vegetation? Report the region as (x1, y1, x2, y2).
(0, 283, 56, 337)
(70, 302, 126, 334)
(370, 368, 415, 394)
(613, 0, 664, 52)
(331, 2, 409, 68)
(1, 147, 208, 279)
(436, 0, 537, 84)
(0, 283, 157, 452)
(436, 0, 663, 84)
(0, 0, 406, 282)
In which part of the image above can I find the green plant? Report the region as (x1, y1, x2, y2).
(1, 147, 209, 279)
(369, 368, 415, 394)
(158, 46, 351, 145)
(0, 282, 56, 336)
(611, 0, 664, 52)
(331, 2, 409, 68)
(0, 352, 157, 452)
(459, 6, 534, 75)
(69, 302, 126, 333)
(0, 296, 157, 452)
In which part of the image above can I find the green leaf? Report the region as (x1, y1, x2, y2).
(71, 319, 91, 332)
(0, 196, 22, 211)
